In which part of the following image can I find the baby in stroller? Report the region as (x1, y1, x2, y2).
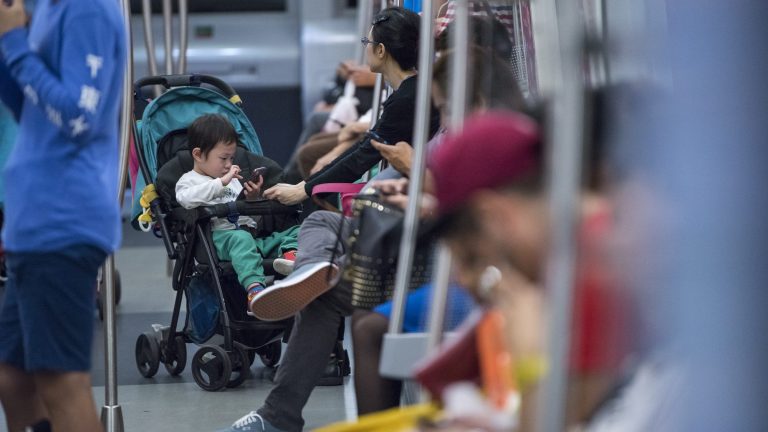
(175, 114, 300, 315)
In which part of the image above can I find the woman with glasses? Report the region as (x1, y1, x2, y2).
(216, 7, 440, 432)
(263, 6, 440, 205)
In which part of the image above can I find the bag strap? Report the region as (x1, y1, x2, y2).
(311, 183, 367, 214)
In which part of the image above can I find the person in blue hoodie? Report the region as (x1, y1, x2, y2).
(0, 0, 125, 431)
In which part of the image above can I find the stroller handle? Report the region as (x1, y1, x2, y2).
(134, 74, 242, 105)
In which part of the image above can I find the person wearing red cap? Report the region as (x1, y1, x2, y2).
(424, 111, 635, 428)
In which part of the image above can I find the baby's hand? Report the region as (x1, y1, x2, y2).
(243, 175, 264, 200)
(221, 165, 241, 186)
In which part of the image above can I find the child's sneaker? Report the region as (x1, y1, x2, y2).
(246, 284, 266, 316)
(273, 250, 297, 276)
(249, 262, 338, 321)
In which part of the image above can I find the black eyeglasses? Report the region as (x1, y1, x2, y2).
(360, 37, 378, 47)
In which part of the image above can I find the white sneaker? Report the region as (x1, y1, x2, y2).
(216, 411, 283, 432)
(272, 258, 295, 276)
(249, 262, 338, 321)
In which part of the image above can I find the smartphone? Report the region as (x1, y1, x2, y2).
(250, 167, 267, 183)
(366, 130, 390, 145)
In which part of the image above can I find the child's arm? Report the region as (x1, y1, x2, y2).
(175, 175, 224, 209)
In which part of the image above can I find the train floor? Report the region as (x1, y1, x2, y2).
(0, 222, 355, 432)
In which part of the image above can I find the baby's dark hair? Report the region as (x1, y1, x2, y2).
(187, 114, 238, 157)
(370, 6, 421, 71)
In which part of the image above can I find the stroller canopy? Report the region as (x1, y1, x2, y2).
(138, 86, 263, 181)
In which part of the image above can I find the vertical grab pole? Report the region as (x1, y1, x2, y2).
(162, 0, 173, 75)
(535, 0, 585, 430)
(355, 0, 373, 65)
(101, 0, 133, 431)
(141, 0, 158, 77)
(388, 0, 436, 334)
(412, 0, 470, 350)
(141, 0, 160, 97)
(369, 75, 384, 129)
(368, 0, 389, 130)
(425, 245, 452, 351)
(448, 0, 469, 129)
(420, 244, 452, 404)
(177, 0, 189, 74)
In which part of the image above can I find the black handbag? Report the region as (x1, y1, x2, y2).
(339, 194, 435, 310)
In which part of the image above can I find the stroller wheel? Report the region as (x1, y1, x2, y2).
(257, 341, 282, 368)
(135, 331, 161, 378)
(225, 342, 250, 389)
(163, 334, 187, 376)
(192, 345, 232, 391)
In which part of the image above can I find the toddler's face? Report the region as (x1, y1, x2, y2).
(195, 140, 236, 178)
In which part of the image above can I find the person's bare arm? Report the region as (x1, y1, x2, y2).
(310, 122, 369, 175)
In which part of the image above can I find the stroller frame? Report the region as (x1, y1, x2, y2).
(131, 74, 298, 391)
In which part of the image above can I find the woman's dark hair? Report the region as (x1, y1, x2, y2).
(187, 114, 238, 157)
(433, 46, 526, 113)
(435, 16, 514, 61)
(370, 6, 421, 71)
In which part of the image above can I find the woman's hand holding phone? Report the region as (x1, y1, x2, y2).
(370, 138, 414, 176)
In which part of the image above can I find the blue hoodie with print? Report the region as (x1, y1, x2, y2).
(0, 0, 126, 253)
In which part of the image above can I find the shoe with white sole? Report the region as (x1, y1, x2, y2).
(249, 262, 338, 321)
(272, 258, 295, 276)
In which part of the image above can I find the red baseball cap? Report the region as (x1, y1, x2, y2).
(429, 111, 541, 214)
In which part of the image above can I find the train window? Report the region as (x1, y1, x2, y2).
(129, 0, 287, 14)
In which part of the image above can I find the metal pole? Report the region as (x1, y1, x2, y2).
(355, 0, 374, 65)
(418, 243, 452, 404)
(162, 0, 173, 75)
(368, 0, 391, 130)
(101, 0, 133, 431)
(141, 0, 158, 77)
(177, 0, 189, 74)
(599, 0, 610, 84)
(448, 0, 469, 128)
(584, 0, 606, 88)
(530, 0, 561, 98)
(388, 0, 436, 334)
(369, 74, 385, 129)
(396, 0, 469, 334)
(425, 244, 452, 350)
(512, 1, 531, 96)
(535, 0, 585, 430)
